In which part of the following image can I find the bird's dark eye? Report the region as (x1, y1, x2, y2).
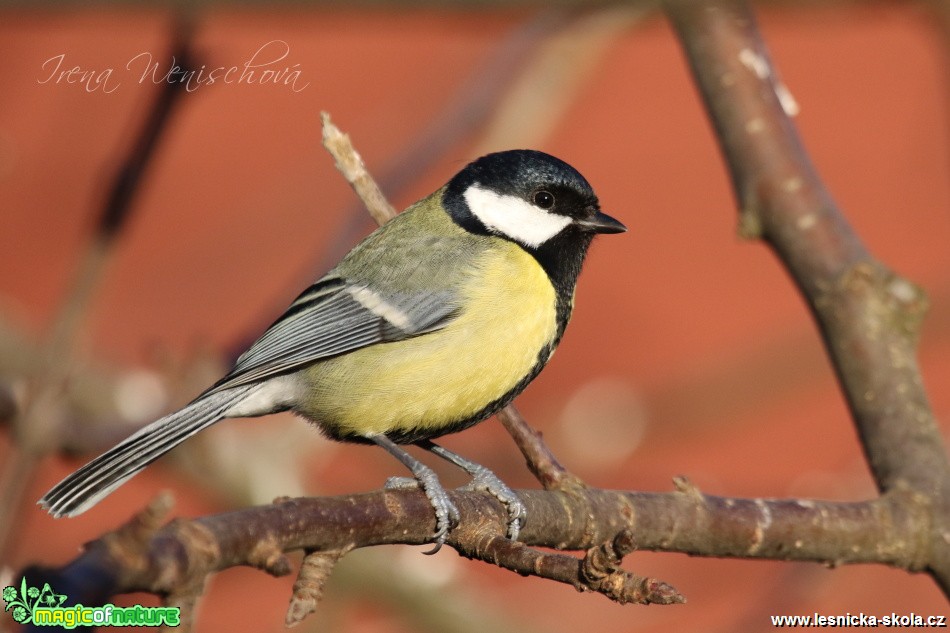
(533, 190, 555, 209)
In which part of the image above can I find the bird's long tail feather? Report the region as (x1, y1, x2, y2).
(40, 384, 259, 518)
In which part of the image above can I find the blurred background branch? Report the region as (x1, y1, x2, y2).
(0, 18, 196, 563)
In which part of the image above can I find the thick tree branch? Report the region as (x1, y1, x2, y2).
(665, 0, 950, 593)
(29, 484, 931, 619)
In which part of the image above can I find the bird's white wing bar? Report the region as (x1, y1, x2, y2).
(210, 277, 459, 392)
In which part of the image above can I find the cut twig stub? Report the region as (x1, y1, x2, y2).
(320, 112, 397, 225)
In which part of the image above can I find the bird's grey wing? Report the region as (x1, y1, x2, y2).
(207, 276, 459, 392)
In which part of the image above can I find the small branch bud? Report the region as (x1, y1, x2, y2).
(285, 548, 351, 628)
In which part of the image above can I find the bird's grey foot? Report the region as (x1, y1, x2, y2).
(460, 464, 525, 541)
(383, 472, 461, 553)
(370, 435, 460, 554)
(421, 441, 525, 542)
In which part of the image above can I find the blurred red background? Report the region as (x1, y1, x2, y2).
(1, 3, 948, 631)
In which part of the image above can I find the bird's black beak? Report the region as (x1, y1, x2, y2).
(575, 210, 627, 234)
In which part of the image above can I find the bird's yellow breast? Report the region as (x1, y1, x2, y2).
(299, 240, 558, 440)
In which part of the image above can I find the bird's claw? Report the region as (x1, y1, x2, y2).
(461, 465, 526, 541)
(385, 474, 459, 554)
(382, 450, 523, 549)
(384, 476, 420, 490)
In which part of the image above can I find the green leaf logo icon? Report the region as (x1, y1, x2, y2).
(2, 578, 35, 624)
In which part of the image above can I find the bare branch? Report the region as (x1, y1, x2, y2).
(320, 112, 398, 225)
(28, 483, 933, 618)
(450, 529, 683, 605)
(580, 530, 684, 605)
(496, 406, 583, 492)
(664, 0, 950, 593)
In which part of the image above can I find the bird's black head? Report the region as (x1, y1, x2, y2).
(444, 149, 625, 247)
(443, 149, 625, 297)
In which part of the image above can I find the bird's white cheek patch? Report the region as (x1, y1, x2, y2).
(464, 184, 571, 248)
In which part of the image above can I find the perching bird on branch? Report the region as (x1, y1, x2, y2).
(40, 149, 625, 551)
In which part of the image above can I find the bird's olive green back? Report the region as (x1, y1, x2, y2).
(331, 187, 490, 293)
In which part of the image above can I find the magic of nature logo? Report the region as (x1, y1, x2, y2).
(3, 578, 180, 628)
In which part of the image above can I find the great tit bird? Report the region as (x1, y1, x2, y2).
(40, 149, 625, 550)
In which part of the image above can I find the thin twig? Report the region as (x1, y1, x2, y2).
(496, 406, 583, 492)
(320, 112, 398, 225)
